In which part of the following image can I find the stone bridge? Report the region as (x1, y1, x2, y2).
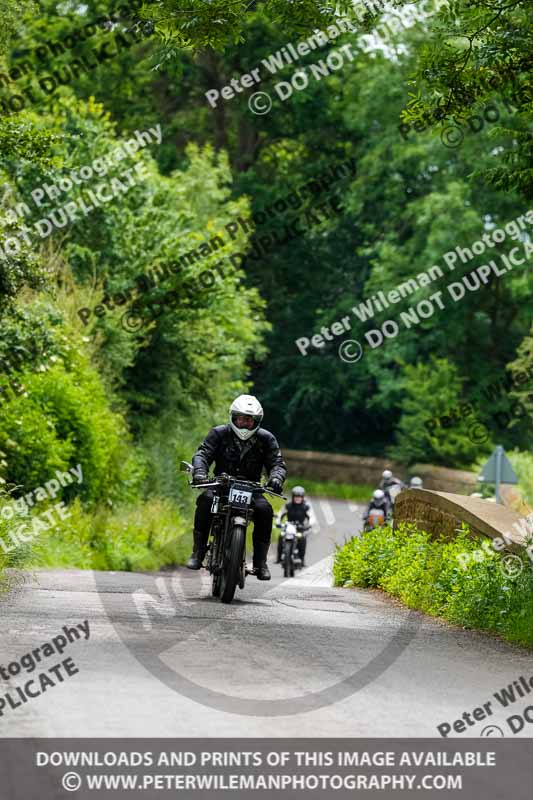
(394, 488, 532, 553)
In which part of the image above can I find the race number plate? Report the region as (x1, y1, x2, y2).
(229, 487, 253, 507)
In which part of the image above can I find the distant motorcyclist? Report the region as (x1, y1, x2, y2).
(275, 486, 314, 567)
(409, 476, 423, 489)
(380, 469, 405, 505)
(363, 489, 390, 525)
(380, 469, 405, 491)
(186, 394, 287, 580)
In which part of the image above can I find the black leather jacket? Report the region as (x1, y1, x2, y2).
(364, 499, 390, 519)
(281, 501, 310, 525)
(192, 424, 287, 485)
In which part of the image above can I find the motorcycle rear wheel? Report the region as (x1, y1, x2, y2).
(220, 524, 246, 604)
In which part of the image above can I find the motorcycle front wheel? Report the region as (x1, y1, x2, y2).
(210, 525, 222, 597)
(283, 540, 294, 578)
(220, 524, 246, 604)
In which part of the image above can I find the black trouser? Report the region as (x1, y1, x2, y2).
(194, 490, 273, 554)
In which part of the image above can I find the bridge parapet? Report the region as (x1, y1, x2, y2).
(394, 489, 532, 553)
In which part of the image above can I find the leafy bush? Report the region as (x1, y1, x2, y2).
(22, 360, 137, 502)
(0, 358, 142, 503)
(0, 389, 76, 489)
(334, 523, 533, 648)
(508, 450, 533, 509)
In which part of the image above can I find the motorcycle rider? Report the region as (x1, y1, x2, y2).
(409, 476, 424, 489)
(275, 485, 315, 567)
(363, 489, 390, 524)
(380, 468, 405, 505)
(186, 394, 287, 581)
(380, 469, 405, 492)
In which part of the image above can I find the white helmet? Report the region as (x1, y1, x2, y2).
(373, 489, 385, 501)
(229, 394, 263, 440)
(410, 476, 423, 488)
(382, 469, 393, 480)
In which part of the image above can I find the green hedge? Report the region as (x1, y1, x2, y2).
(286, 476, 372, 502)
(0, 360, 143, 505)
(334, 523, 533, 648)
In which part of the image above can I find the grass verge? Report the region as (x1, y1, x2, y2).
(0, 489, 287, 581)
(0, 476, 364, 585)
(0, 497, 192, 577)
(333, 523, 533, 649)
(287, 476, 372, 502)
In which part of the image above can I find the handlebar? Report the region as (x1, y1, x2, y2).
(277, 521, 310, 531)
(189, 473, 286, 501)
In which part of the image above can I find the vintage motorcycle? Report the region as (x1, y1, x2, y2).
(181, 462, 285, 604)
(363, 507, 388, 533)
(276, 520, 307, 578)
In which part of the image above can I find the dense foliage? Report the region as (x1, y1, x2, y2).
(334, 523, 533, 647)
(0, 0, 531, 575)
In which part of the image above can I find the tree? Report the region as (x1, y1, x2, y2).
(507, 323, 533, 447)
(389, 357, 486, 466)
(400, 0, 533, 198)
(140, 0, 368, 52)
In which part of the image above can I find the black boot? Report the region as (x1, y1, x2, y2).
(186, 529, 208, 570)
(253, 541, 271, 581)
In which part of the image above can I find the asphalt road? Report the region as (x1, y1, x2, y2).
(1, 496, 532, 738)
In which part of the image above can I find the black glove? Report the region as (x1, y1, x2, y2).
(193, 470, 208, 484)
(267, 478, 283, 495)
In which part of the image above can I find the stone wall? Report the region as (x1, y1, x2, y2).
(283, 449, 402, 486)
(284, 449, 477, 493)
(394, 488, 530, 551)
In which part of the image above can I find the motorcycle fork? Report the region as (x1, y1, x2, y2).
(225, 504, 252, 580)
(208, 515, 225, 574)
